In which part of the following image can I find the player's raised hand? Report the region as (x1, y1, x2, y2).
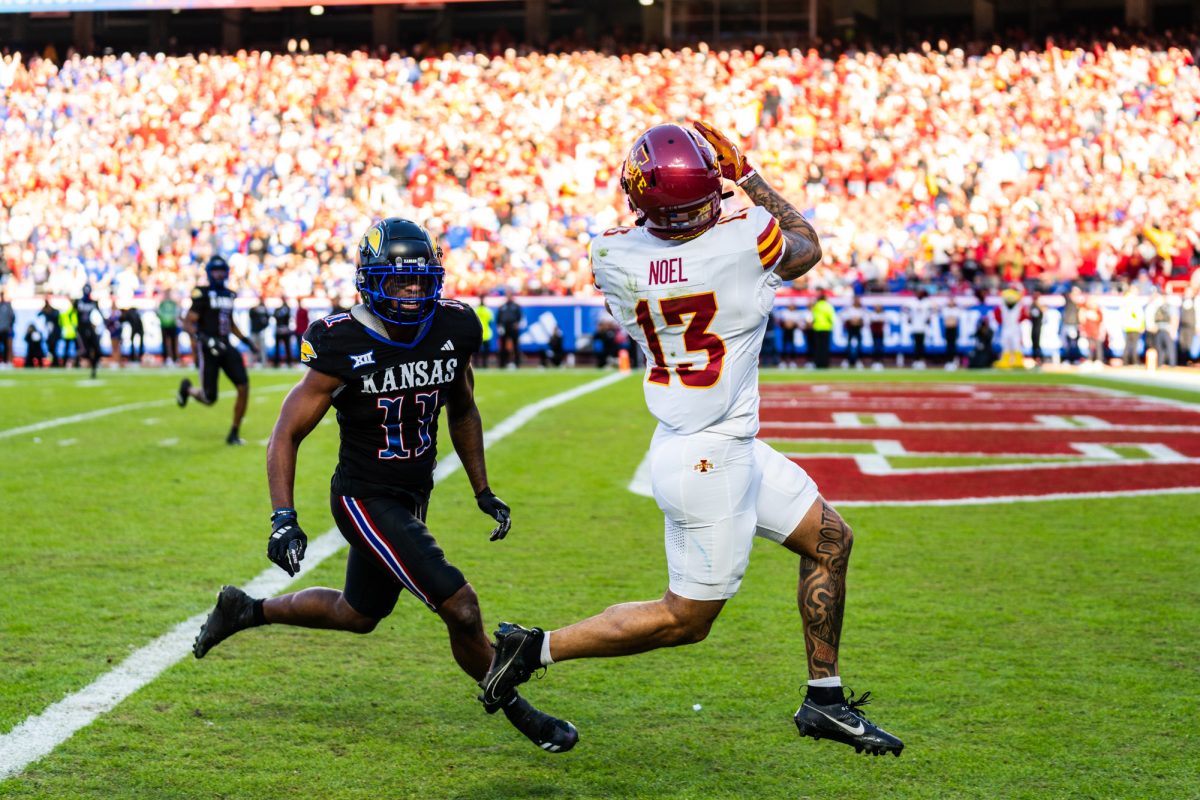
(267, 510, 308, 576)
(693, 120, 756, 185)
(476, 488, 512, 541)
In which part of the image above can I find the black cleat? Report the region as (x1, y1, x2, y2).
(226, 430, 245, 446)
(176, 378, 191, 408)
(478, 622, 545, 707)
(794, 690, 904, 757)
(498, 693, 578, 753)
(193, 585, 259, 659)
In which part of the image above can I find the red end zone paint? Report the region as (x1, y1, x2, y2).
(761, 382, 1200, 503)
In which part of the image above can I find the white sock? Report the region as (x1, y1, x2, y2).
(540, 630, 554, 666)
(807, 676, 842, 688)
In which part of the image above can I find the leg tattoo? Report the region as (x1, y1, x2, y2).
(798, 501, 852, 679)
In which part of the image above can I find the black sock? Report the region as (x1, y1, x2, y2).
(806, 685, 844, 705)
(229, 424, 240, 438)
(251, 598, 268, 626)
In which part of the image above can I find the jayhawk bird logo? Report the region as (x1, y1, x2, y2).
(364, 224, 384, 258)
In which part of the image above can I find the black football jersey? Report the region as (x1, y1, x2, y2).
(190, 285, 236, 338)
(301, 301, 483, 499)
(75, 298, 101, 331)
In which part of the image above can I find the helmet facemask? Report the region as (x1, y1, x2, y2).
(357, 265, 444, 327)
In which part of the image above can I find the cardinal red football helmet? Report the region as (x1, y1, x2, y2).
(621, 124, 723, 241)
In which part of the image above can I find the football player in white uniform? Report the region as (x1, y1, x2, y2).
(479, 122, 903, 756)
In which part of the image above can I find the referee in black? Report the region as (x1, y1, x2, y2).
(177, 256, 258, 445)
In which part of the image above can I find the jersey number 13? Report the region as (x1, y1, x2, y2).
(635, 292, 725, 388)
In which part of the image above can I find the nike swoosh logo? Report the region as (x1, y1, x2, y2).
(814, 707, 865, 736)
(482, 652, 521, 702)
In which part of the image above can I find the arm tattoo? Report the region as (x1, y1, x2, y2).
(798, 501, 852, 680)
(739, 173, 823, 281)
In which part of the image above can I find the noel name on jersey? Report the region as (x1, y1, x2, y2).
(358, 358, 459, 394)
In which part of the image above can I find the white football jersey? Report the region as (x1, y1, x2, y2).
(591, 205, 786, 438)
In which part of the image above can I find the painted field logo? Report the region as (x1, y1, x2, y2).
(757, 383, 1200, 505)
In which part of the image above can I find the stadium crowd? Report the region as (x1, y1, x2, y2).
(1, 33, 1200, 307)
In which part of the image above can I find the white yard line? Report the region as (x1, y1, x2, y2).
(0, 383, 297, 442)
(837, 486, 1200, 507)
(0, 371, 627, 782)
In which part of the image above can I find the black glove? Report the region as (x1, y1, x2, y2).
(475, 488, 511, 542)
(267, 510, 307, 576)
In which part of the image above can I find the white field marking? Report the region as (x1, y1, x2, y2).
(0, 383, 297, 442)
(158, 438, 179, 447)
(1033, 415, 1075, 429)
(833, 455, 1200, 476)
(761, 421, 1200, 433)
(831, 412, 863, 427)
(0, 380, 16, 388)
(56, 439, 77, 447)
(1142, 443, 1187, 462)
(871, 413, 901, 426)
(0, 401, 170, 440)
(1071, 443, 1124, 460)
(628, 448, 654, 499)
(874, 439, 906, 455)
(0, 371, 627, 782)
(75, 380, 105, 388)
(853, 454, 890, 475)
(1090, 371, 1200, 395)
(142, 418, 160, 425)
(837, 486, 1200, 507)
(1070, 415, 1111, 429)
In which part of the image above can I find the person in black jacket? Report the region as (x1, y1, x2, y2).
(273, 297, 294, 367)
(495, 289, 523, 369)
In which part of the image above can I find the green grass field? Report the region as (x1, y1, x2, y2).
(1, 367, 1198, 799)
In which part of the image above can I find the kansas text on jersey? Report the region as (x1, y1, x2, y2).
(300, 301, 482, 498)
(190, 285, 236, 338)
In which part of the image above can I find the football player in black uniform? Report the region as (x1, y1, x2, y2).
(177, 256, 258, 445)
(74, 284, 103, 379)
(192, 218, 578, 754)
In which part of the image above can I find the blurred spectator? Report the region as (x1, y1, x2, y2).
(593, 312, 619, 368)
(24, 321, 45, 368)
(158, 291, 180, 366)
(496, 290, 523, 369)
(294, 302, 310, 351)
(1120, 286, 1146, 366)
(778, 301, 803, 367)
(842, 296, 865, 368)
(1146, 288, 1177, 367)
(907, 291, 933, 368)
(542, 325, 566, 368)
(475, 293, 495, 368)
(969, 316, 995, 369)
(809, 291, 834, 369)
(59, 302, 78, 367)
(1029, 292, 1046, 363)
(760, 308, 779, 367)
(1079, 296, 1106, 364)
(869, 304, 888, 367)
(1179, 287, 1197, 366)
(941, 298, 961, 369)
(1060, 286, 1082, 364)
(248, 296, 271, 367)
(273, 298, 294, 368)
(38, 296, 62, 367)
(0, 290, 13, 367)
